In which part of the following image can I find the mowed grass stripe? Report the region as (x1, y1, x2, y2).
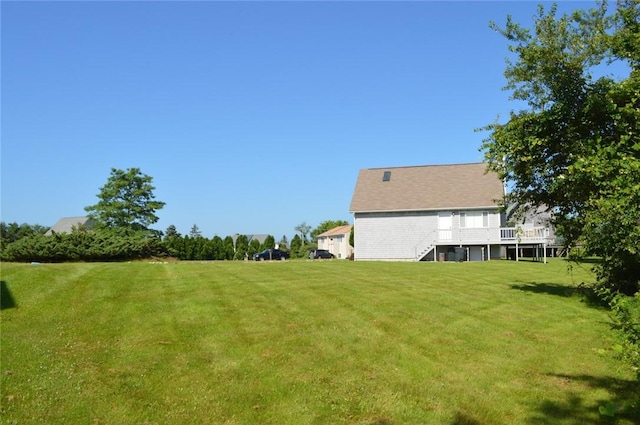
(1, 260, 636, 425)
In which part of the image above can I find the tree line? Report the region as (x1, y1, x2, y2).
(0, 222, 348, 262)
(0, 219, 349, 263)
(0, 166, 350, 262)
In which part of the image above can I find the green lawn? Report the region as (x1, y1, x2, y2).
(1, 260, 637, 424)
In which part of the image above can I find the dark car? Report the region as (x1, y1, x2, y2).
(309, 249, 335, 259)
(253, 249, 290, 261)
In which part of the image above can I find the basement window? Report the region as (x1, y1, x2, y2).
(382, 171, 391, 182)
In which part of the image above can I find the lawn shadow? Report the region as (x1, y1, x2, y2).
(1, 280, 17, 310)
(572, 257, 603, 265)
(510, 282, 579, 298)
(510, 282, 608, 308)
(450, 412, 483, 425)
(528, 373, 639, 424)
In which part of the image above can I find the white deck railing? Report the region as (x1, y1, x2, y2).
(500, 227, 549, 243)
(414, 226, 551, 247)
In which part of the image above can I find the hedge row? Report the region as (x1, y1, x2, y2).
(1, 231, 166, 262)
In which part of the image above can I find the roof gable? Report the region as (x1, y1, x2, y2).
(317, 225, 352, 238)
(246, 234, 269, 244)
(45, 216, 93, 235)
(349, 163, 504, 213)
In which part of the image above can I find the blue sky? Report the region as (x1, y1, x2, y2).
(0, 1, 619, 241)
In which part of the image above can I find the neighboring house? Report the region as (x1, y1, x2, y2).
(506, 202, 564, 257)
(317, 225, 353, 259)
(45, 216, 94, 236)
(349, 162, 553, 262)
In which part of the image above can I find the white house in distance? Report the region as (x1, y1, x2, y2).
(349, 162, 553, 262)
(316, 225, 353, 259)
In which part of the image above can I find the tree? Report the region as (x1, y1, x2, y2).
(248, 238, 261, 257)
(85, 168, 165, 234)
(481, 0, 639, 296)
(279, 235, 289, 250)
(289, 234, 302, 259)
(163, 231, 184, 258)
(349, 226, 354, 249)
(164, 225, 180, 239)
(310, 220, 350, 242)
(223, 236, 234, 260)
(261, 235, 275, 250)
(234, 234, 249, 260)
(212, 236, 225, 260)
(0, 222, 48, 251)
(190, 224, 202, 239)
(294, 222, 311, 243)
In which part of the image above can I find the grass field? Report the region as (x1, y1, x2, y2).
(1, 259, 637, 424)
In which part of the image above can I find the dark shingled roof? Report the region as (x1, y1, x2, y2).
(349, 163, 504, 213)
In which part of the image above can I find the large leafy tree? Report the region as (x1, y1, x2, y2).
(481, 0, 639, 295)
(85, 168, 166, 234)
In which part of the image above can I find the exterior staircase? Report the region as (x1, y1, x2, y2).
(415, 244, 435, 262)
(414, 231, 436, 261)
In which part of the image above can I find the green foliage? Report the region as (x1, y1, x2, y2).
(261, 235, 275, 250)
(164, 224, 180, 238)
(85, 167, 165, 234)
(234, 234, 249, 260)
(294, 222, 311, 242)
(1, 229, 166, 262)
(289, 234, 311, 258)
(290, 234, 301, 251)
(349, 225, 354, 248)
(481, 0, 639, 296)
(248, 238, 261, 257)
(163, 233, 183, 258)
(310, 220, 349, 242)
(189, 224, 202, 238)
(278, 235, 289, 250)
(609, 293, 640, 379)
(223, 236, 234, 260)
(0, 222, 48, 252)
(212, 236, 224, 260)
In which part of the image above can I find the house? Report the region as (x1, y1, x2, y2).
(45, 216, 94, 236)
(505, 202, 563, 258)
(317, 225, 353, 259)
(349, 162, 553, 262)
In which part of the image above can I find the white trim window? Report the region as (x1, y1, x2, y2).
(460, 211, 489, 228)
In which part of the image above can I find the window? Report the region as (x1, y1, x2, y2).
(460, 211, 489, 228)
(382, 171, 391, 181)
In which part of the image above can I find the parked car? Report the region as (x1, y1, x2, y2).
(309, 249, 335, 259)
(253, 249, 290, 261)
